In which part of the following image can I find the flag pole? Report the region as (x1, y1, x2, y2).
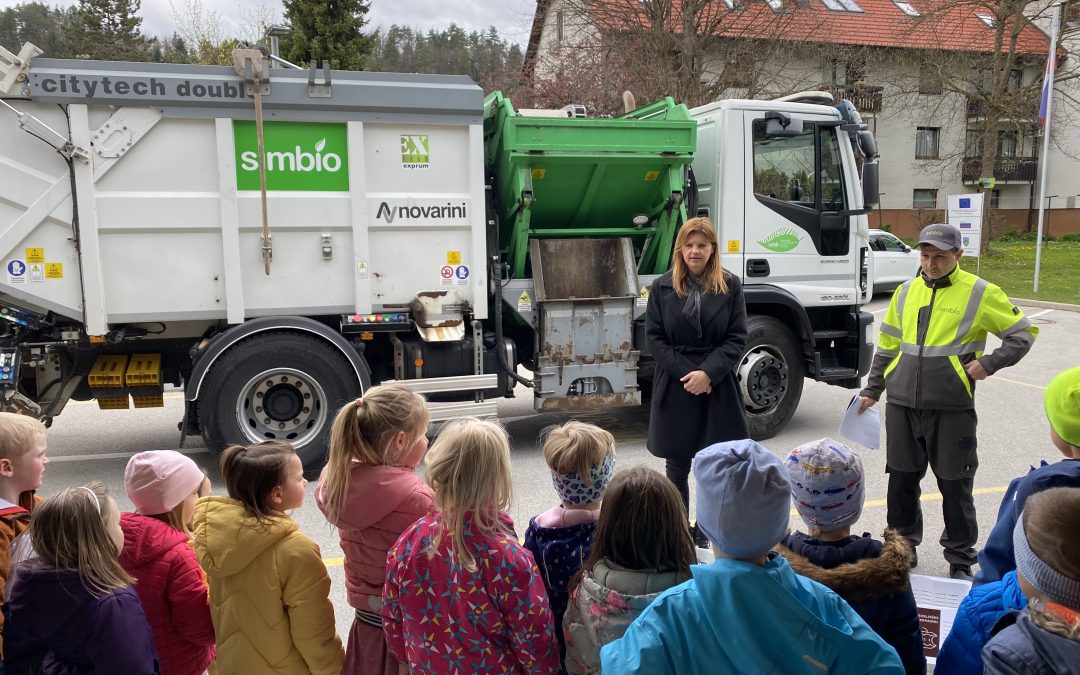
(1034, 2, 1063, 294)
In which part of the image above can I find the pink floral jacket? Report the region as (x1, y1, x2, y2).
(382, 510, 560, 674)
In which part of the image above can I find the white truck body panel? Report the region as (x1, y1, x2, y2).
(1, 61, 488, 335)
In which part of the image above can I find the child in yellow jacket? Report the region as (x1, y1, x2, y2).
(192, 441, 343, 675)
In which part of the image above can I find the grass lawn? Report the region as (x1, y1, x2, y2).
(968, 239, 1080, 305)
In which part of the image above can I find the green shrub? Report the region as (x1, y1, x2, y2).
(1060, 232, 1080, 243)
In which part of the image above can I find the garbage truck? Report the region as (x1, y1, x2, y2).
(0, 43, 879, 472)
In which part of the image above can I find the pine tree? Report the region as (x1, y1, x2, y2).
(69, 0, 147, 61)
(283, 0, 374, 71)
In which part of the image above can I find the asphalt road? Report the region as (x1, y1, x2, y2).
(37, 296, 1078, 641)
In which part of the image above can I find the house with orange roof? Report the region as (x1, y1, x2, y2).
(524, 0, 1080, 238)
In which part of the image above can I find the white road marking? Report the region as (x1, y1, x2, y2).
(1028, 308, 1054, 318)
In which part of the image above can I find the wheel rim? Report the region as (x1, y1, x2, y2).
(738, 347, 789, 413)
(235, 368, 328, 446)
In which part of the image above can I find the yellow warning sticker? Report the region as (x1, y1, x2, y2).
(636, 285, 650, 307)
(531, 168, 546, 180)
(447, 251, 462, 265)
(644, 170, 660, 181)
(25, 248, 44, 263)
(45, 262, 63, 279)
(727, 240, 741, 253)
(517, 290, 532, 312)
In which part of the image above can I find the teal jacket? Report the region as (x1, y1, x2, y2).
(599, 553, 904, 674)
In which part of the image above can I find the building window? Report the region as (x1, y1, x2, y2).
(997, 130, 1018, 158)
(894, 1, 920, 16)
(918, 66, 943, 95)
(829, 60, 865, 87)
(915, 127, 940, 159)
(822, 0, 864, 11)
(556, 10, 564, 44)
(1007, 68, 1023, 91)
(965, 129, 983, 158)
(913, 189, 938, 209)
(990, 189, 1001, 209)
(977, 14, 997, 27)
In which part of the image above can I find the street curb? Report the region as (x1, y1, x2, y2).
(1011, 298, 1080, 312)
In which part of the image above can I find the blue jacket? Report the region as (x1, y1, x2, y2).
(983, 610, 1080, 675)
(975, 459, 1080, 587)
(599, 552, 904, 674)
(780, 531, 925, 675)
(936, 571, 1027, 675)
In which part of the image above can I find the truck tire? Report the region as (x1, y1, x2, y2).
(198, 331, 366, 475)
(738, 315, 805, 440)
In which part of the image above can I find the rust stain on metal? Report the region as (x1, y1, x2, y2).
(416, 291, 449, 299)
(540, 392, 639, 412)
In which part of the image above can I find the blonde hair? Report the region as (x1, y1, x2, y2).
(29, 482, 134, 597)
(424, 418, 514, 571)
(542, 421, 615, 484)
(321, 385, 429, 523)
(672, 217, 729, 298)
(147, 503, 192, 535)
(0, 411, 46, 460)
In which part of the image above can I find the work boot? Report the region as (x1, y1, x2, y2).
(950, 564, 974, 581)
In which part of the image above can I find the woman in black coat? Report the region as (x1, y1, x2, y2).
(646, 217, 749, 537)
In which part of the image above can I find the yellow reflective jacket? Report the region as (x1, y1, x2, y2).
(860, 264, 1037, 410)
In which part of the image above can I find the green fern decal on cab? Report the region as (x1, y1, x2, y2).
(757, 228, 803, 252)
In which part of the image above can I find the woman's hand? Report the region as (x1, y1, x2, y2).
(680, 370, 712, 395)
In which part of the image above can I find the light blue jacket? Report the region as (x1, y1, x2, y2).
(600, 553, 904, 674)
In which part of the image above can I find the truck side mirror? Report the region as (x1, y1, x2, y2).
(764, 112, 804, 137)
(857, 129, 878, 160)
(862, 158, 879, 208)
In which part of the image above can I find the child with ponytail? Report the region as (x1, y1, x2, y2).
(316, 385, 433, 674)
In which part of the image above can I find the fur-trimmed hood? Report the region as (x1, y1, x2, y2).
(776, 530, 913, 603)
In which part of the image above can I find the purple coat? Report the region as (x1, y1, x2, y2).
(3, 565, 160, 675)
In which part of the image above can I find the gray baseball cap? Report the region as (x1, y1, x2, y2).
(917, 223, 962, 250)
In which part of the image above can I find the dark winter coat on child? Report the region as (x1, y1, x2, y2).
(645, 270, 749, 460)
(975, 458, 1080, 587)
(937, 570, 1027, 675)
(2, 565, 160, 675)
(118, 512, 216, 675)
(982, 610, 1080, 675)
(0, 490, 39, 659)
(524, 507, 598, 668)
(779, 530, 926, 675)
(562, 558, 690, 675)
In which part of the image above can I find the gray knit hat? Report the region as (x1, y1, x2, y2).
(1014, 515, 1080, 610)
(787, 438, 865, 533)
(693, 439, 791, 558)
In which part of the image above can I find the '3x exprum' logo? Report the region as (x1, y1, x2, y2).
(233, 121, 349, 191)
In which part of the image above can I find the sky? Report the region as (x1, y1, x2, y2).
(0, 0, 539, 46)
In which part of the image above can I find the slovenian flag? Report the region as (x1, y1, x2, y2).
(1039, 55, 1053, 126)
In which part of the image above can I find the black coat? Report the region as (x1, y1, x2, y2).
(645, 270, 748, 460)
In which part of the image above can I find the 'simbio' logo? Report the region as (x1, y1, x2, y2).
(234, 121, 348, 191)
(375, 201, 468, 224)
(239, 139, 342, 173)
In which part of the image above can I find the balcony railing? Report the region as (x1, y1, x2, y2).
(961, 156, 1038, 183)
(966, 96, 1039, 121)
(824, 86, 883, 114)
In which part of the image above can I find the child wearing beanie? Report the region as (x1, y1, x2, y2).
(975, 365, 1080, 587)
(600, 439, 904, 674)
(778, 439, 925, 675)
(982, 487, 1080, 674)
(119, 450, 215, 675)
(525, 421, 616, 671)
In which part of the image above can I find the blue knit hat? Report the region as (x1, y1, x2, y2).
(693, 439, 791, 558)
(787, 438, 865, 533)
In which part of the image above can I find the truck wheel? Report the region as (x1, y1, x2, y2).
(198, 332, 366, 475)
(737, 316, 805, 440)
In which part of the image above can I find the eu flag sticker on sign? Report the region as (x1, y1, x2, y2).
(959, 198, 971, 208)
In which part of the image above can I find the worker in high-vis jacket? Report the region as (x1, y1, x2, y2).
(858, 223, 1037, 582)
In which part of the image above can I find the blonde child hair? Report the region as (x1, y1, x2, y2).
(542, 421, 615, 504)
(29, 482, 132, 596)
(320, 385, 428, 523)
(425, 417, 514, 571)
(0, 411, 45, 460)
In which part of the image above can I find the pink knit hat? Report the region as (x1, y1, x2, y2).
(124, 450, 205, 515)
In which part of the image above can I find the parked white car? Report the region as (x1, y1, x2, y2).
(869, 229, 920, 293)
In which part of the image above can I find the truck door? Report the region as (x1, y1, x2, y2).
(743, 112, 857, 305)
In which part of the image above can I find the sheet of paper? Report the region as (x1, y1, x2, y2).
(839, 395, 881, 449)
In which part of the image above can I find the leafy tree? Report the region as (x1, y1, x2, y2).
(68, 0, 147, 61)
(283, 0, 374, 70)
(0, 2, 79, 58)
